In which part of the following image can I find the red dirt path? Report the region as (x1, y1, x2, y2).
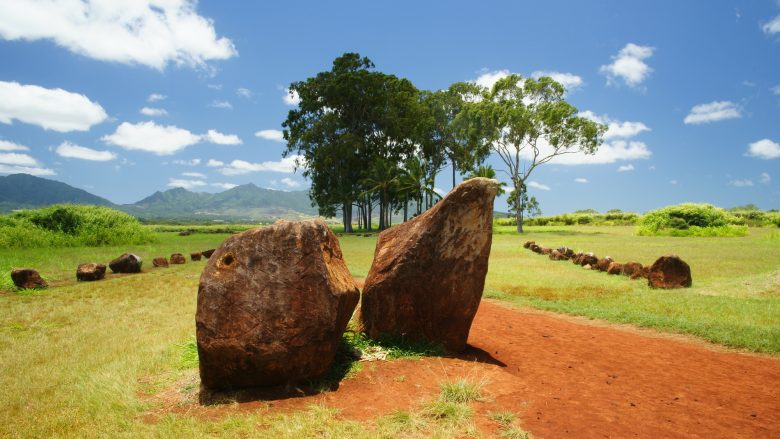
(160, 298, 780, 438)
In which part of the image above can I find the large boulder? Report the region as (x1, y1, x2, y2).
(360, 178, 499, 353)
(109, 253, 142, 273)
(170, 253, 186, 264)
(648, 255, 692, 289)
(196, 219, 359, 389)
(152, 257, 169, 268)
(76, 263, 106, 281)
(10, 268, 47, 289)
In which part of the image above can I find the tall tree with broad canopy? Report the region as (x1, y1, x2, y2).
(462, 74, 606, 233)
(282, 53, 424, 232)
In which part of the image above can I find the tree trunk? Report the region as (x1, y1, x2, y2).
(403, 199, 408, 222)
(367, 199, 373, 232)
(452, 159, 456, 189)
(344, 201, 353, 233)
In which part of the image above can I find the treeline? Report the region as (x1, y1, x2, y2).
(282, 53, 605, 233)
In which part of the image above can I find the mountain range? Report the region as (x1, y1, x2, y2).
(0, 174, 317, 222)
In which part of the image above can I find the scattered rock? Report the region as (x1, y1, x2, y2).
(549, 249, 566, 261)
(523, 241, 535, 249)
(622, 261, 643, 277)
(170, 253, 186, 264)
(541, 247, 553, 255)
(196, 219, 359, 389)
(607, 262, 623, 275)
(178, 231, 191, 236)
(152, 257, 169, 268)
(583, 264, 592, 270)
(579, 252, 598, 267)
(10, 268, 47, 289)
(631, 266, 650, 280)
(557, 246, 575, 259)
(191, 252, 202, 261)
(108, 253, 142, 273)
(572, 252, 584, 264)
(596, 257, 614, 272)
(360, 178, 499, 353)
(202, 249, 216, 258)
(76, 263, 106, 281)
(530, 244, 543, 254)
(648, 255, 692, 289)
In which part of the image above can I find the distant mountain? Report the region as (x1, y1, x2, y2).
(0, 173, 114, 212)
(0, 174, 317, 221)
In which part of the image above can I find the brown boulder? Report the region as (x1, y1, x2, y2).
(360, 178, 498, 353)
(549, 249, 565, 261)
(170, 253, 186, 264)
(571, 252, 584, 264)
(648, 255, 692, 289)
(152, 257, 169, 268)
(540, 247, 553, 255)
(596, 257, 614, 272)
(579, 252, 598, 267)
(191, 252, 202, 261)
(10, 268, 47, 289)
(607, 262, 623, 275)
(530, 243, 543, 254)
(109, 253, 142, 273)
(622, 261, 643, 277)
(632, 266, 650, 280)
(523, 240, 535, 249)
(202, 249, 216, 258)
(76, 263, 106, 281)
(196, 219, 359, 389)
(557, 246, 574, 259)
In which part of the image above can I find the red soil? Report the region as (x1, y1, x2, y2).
(158, 297, 780, 438)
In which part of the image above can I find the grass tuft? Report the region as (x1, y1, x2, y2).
(438, 378, 485, 404)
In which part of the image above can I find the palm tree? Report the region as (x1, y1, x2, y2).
(360, 159, 399, 230)
(466, 165, 506, 196)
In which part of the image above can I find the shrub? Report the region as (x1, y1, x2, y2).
(637, 203, 748, 237)
(0, 204, 156, 248)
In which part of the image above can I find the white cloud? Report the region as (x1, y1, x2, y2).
(140, 107, 168, 117)
(0, 80, 107, 132)
(283, 88, 300, 106)
(182, 171, 205, 178)
(206, 159, 224, 167)
(762, 15, 780, 34)
(526, 181, 550, 191)
(207, 84, 222, 90)
(212, 182, 237, 190)
(772, 85, 780, 95)
(0, 0, 236, 70)
(218, 155, 302, 176)
(531, 71, 584, 91)
(0, 152, 38, 166)
(617, 164, 635, 172)
(55, 141, 116, 161)
(599, 43, 654, 87)
(684, 101, 741, 124)
(574, 178, 588, 184)
(670, 180, 678, 185)
(167, 178, 206, 190)
(473, 69, 510, 90)
(236, 87, 252, 98)
(279, 177, 301, 188)
(760, 172, 771, 184)
(0, 164, 56, 176)
(173, 158, 201, 166)
(520, 138, 652, 165)
(103, 121, 201, 155)
(210, 100, 232, 109)
(746, 139, 780, 160)
(729, 179, 754, 187)
(579, 111, 650, 140)
(0, 140, 29, 151)
(255, 129, 285, 142)
(147, 93, 166, 102)
(204, 129, 242, 145)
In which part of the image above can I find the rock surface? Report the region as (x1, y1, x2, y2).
(359, 178, 498, 353)
(196, 219, 359, 389)
(648, 255, 692, 289)
(76, 263, 106, 281)
(108, 253, 142, 273)
(152, 257, 169, 268)
(10, 268, 47, 289)
(579, 252, 598, 267)
(607, 262, 623, 275)
(170, 253, 186, 264)
(621, 262, 643, 277)
(202, 249, 216, 258)
(191, 252, 202, 261)
(596, 257, 614, 272)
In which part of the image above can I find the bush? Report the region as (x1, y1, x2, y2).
(0, 204, 156, 248)
(637, 203, 748, 237)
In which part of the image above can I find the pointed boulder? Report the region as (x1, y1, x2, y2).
(359, 178, 499, 353)
(196, 219, 359, 389)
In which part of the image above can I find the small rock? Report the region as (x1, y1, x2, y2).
(76, 263, 106, 281)
(557, 246, 574, 259)
(596, 257, 614, 272)
(11, 268, 47, 289)
(109, 253, 142, 273)
(178, 230, 191, 236)
(170, 253, 186, 264)
(622, 261, 643, 277)
(607, 262, 623, 275)
(523, 240, 535, 249)
(579, 252, 598, 267)
(191, 252, 202, 261)
(202, 249, 216, 258)
(152, 257, 169, 268)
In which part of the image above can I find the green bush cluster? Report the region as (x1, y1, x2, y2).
(637, 203, 748, 237)
(496, 211, 639, 227)
(0, 204, 156, 248)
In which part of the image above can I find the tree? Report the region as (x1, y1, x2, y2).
(507, 183, 541, 226)
(463, 74, 606, 232)
(466, 164, 506, 196)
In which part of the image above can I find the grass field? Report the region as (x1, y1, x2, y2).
(0, 225, 778, 437)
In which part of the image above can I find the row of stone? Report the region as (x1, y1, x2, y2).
(523, 241, 692, 289)
(9, 249, 216, 289)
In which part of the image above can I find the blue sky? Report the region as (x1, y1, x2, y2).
(0, 0, 778, 214)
